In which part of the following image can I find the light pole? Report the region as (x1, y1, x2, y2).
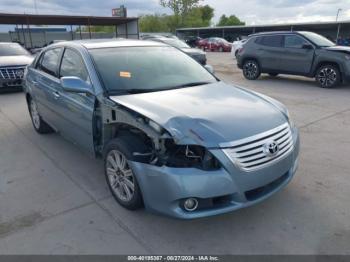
(336, 9, 342, 42)
(336, 8, 342, 22)
(33, 0, 38, 14)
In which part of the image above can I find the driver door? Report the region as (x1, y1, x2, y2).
(54, 48, 96, 155)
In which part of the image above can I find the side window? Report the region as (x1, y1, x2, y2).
(40, 48, 62, 77)
(35, 53, 44, 69)
(60, 49, 89, 83)
(284, 35, 308, 48)
(257, 35, 283, 47)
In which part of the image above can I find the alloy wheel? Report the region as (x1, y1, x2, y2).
(30, 100, 40, 129)
(106, 150, 135, 202)
(243, 61, 258, 79)
(317, 67, 337, 88)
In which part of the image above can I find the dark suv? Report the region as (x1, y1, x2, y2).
(237, 31, 350, 88)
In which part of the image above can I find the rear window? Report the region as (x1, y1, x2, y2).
(38, 48, 62, 77)
(256, 35, 283, 47)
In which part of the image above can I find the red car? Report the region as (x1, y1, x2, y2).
(197, 37, 232, 52)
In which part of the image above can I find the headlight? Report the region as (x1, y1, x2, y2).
(163, 141, 221, 170)
(148, 120, 162, 133)
(286, 110, 295, 129)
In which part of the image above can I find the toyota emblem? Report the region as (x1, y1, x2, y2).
(264, 140, 279, 157)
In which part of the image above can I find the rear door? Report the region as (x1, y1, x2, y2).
(255, 35, 284, 71)
(29, 47, 63, 129)
(55, 48, 95, 154)
(279, 34, 315, 74)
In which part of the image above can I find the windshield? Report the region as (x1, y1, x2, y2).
(90, 46, 216, 94)
(299, 32, 335, 47)
(0, 43, 30, 56)
(161, 39, 190, 48)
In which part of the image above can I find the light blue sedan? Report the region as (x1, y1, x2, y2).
(24, 39, 299, 219)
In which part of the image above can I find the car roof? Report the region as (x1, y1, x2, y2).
(50, 38, 167, 49)
(249, 31, 303, 37)
(0, 42, 21, 45)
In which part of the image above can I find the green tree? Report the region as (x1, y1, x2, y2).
(200, 5, 214, 24)
(80, 25, 114, 33)
(217, 15, 245, 26)
(139, 4, 214, 32)
(160, 0, 203, 25)
(139, 14, 170, 32)
(183, 5, 214, 27)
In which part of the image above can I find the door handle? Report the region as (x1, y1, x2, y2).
(52, 91, 60, 99)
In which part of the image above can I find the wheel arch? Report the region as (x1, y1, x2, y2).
(313, 61, 343, 79)
(242, 57, 261, 68)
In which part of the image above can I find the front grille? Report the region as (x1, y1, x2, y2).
(0, 67, 25, 80)
(222, 123, 294, 171)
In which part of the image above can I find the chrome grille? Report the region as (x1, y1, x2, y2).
(0, 67, 25, 80)
(222, 123, 294, 171)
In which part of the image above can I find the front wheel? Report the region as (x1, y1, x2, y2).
(104, 137, 145, 210)
(315, 65, 341, 88)
(242, 60, 261, 80)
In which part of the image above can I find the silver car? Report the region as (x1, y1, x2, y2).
(0, 42, 33, 92)
(24, 39, 299, 219)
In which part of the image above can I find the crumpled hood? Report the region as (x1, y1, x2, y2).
(324, 46, 350, 54)
(0, 55, 33, 67)
(110, 82, 287, 148)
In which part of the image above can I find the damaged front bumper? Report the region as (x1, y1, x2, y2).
(129, 127, 300, 219)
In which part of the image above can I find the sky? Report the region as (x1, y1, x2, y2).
(0, 0, 349, 31)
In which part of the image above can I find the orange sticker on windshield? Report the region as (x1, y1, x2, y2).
(120, 71, 131, 78)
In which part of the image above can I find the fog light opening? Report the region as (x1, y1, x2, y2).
(183, 198, 198, 212)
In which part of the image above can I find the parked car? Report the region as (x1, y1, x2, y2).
(197, 37, 232, 52)
(0, 42, 33, 92)
(149, 37, 207, 65)
(231, 38, 247, 58)
(141, 34, 179, 40)
(237, 31, 350, 88)
(185, 36, 202, 48)
(24, 39, 299, 219)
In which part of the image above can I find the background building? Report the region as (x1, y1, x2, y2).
(176, 21, 350, 42)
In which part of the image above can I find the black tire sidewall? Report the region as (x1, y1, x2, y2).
(316, 65, 341, 88)
(28, 98, 53, 134)
(104, 137, 144, 210)
(243, 60, 261, 80)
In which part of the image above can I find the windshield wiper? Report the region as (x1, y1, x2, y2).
(124, 88, 166, 94)
(164, 81, 213, 90)
(107, 82, 213, 96)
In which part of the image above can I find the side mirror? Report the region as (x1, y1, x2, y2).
(302, 43, 313, 50)
(60, 76, 93, 95)
(204, 64, 215, 74)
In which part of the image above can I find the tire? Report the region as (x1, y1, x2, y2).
(104, 136, 149, 210)
(242, 59, 261, 80)
(268, 73, 279, 77)
(315, 64, 341, 88)
(28, 98, 54, 134)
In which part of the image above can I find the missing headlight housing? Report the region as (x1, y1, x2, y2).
(163, 140, 221, 170)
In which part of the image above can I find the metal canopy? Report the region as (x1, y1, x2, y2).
(0, 13, 138, 26)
